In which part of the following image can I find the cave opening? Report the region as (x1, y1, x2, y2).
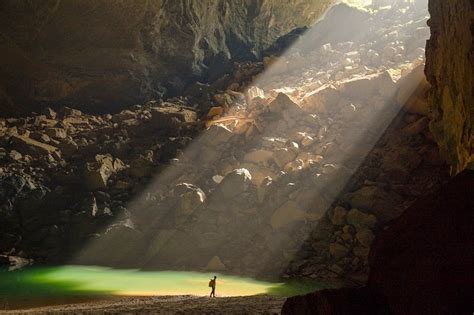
(0, 0, 472, 313)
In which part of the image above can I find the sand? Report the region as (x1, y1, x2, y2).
(1, 295, 286, 314)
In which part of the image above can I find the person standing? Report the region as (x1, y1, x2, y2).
(209, 276, 217, 297)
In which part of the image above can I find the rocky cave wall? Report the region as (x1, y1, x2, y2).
(426, 0, 474, 174)
(0, 0, 333, 116)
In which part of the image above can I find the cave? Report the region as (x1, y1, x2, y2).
(0, 0, 472, 313)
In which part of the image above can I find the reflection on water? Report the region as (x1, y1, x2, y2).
(0, 266, 325, 309)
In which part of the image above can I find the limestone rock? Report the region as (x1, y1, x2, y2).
(175, 183, 206, 215)
(426, 0, 474, 174)
(346, 209, 377, 230)
(218, 168, 253, 199)
(45, 128, 67, 139)
(10, 135, 59, 157)
(84, 154, 125, 190)
(348, 186, 403, 221)
(150, 106, 197, 127)
(202, 125, 234, 146)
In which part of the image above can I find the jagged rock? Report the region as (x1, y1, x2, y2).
(10, 135, 60, 157)
(83, 154, 126, 190)
(45, 128, 67, 139)
(269, 93, 304, 117)
(202, 125, 234, 146)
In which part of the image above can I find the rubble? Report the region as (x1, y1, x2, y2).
(0, 0, 448, 285)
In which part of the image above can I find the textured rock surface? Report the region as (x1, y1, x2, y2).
(283, 171, 474, 314)
(425, 0, 474, 174)
(0, 0, 333, 116)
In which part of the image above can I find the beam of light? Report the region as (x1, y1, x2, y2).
(67, 0, 431, 289)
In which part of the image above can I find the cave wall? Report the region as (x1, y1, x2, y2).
(0, 0, 333, 116)
(425, 0, 474, 174)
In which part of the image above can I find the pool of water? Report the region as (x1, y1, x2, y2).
(0, 266, 325, 309)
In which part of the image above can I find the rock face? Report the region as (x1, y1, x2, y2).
(425, 0, 474, 174)
(282, 171, 474, 314)
(0, 0, 333, 116)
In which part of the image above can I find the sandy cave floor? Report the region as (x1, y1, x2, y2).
(1, 295, 286, 314)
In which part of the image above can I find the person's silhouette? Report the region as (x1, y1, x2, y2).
(209, 276, 217, 297)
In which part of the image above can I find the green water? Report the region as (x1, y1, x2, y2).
(0, 266, 325, 305)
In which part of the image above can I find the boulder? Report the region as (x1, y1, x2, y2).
(45, 128, 67, 139)
(348, 186, 403, 222)
(202, 124, 234, 146)
(245, 86, 265, 103)
(301, 85, 340, 113)
(346, 208, 377, 230)
(268, 93, 304, 117)
(150, 105, 197, 127)
(10, 135, 60, 157)
(340, 71, 397, 100)
(83, 154, 125, 190)
(174, 183, 206, 215)
(218, 168, 253, 199)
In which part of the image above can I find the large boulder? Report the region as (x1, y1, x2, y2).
(218, 168, 253, 199)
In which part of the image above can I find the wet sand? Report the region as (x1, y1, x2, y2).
(1, 295, 286, 314)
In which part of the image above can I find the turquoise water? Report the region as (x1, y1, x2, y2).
(0, 266, 325, 304)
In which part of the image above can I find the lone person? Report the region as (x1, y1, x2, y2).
(209, 276, 217, 297)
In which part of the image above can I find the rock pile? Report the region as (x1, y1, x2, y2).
(0, 0, 447, 284)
